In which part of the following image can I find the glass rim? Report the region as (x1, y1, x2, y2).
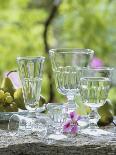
(80, 77, 111, 81)
(49, 48, 94, 55)
(47, 103, 65, 110)
(79, 67, 114, 71)
(47, 103, 64, 106)
(16, 56, 45, 61)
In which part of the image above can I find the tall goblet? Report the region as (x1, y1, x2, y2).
(49, 48, 94, 113)
(16, 56, 45, 112)
(80, 67, 113, 136)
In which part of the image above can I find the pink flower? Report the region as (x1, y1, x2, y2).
(63, 111, 80, 135)
(90, 57, 103, 68)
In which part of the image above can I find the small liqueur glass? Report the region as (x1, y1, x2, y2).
(47, 103, 66, 140)
(80, 67, 113, 136)
(47, 103, 78, 143)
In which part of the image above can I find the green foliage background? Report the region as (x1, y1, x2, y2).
(0, 0, 116, 113)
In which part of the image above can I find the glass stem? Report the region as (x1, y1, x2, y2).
(88, 107, 100, 129)
(67, 95, 76, 113)
(27, 110, 36, 119)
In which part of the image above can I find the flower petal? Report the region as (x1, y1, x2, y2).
(63, 120, 71, 133)
(70, 111, 77, 120)
(90, 57, 103, 68)
(5, 72, 22, 89)
(77, 115, 81, 121)
(71, 125, 78, 134)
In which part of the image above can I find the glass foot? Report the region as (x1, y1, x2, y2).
(81, 128, 112, 136)
(78, 116, 89, 129)
(48, 134, 67, 141)
(47, 133, 77, 144)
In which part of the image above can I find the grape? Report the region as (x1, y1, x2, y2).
(10, 102, 18, 112)
(0, 89, 19, 112)
(5, 96, 13, 104)
(4, 92, 11, 98)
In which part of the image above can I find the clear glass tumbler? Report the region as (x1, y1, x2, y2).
(49, 48, 94, 113)
(16, 56, 45, 112)
(47, 103, 67, 141)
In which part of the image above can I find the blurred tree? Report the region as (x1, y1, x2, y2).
(51, 0, 116, 66)
(43, 0, 61, 102)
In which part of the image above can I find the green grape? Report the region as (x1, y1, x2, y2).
(5, 96, 13, 104)
(4, 92, 11, 98)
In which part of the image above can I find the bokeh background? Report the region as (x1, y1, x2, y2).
(0, 0, 116, 114)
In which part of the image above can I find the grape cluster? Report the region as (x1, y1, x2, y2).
(0, 89, 18, 112)
(0, 75, 46, 112)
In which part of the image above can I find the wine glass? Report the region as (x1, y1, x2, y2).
(16, 56, 45, 112)
(80, 67, 113, 136)
(8, 114, 33, 136)
(49, 48, 94, 113)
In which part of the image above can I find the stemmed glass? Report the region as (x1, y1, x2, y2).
(8, 114, 33, 136)
(16, 56, 45, 113)
(49, 48, 94, 113)
(80, 67, 113, 136)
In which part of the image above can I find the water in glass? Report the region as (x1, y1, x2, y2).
(80, 77, 111, 108)
(22, 77, 42, 110)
